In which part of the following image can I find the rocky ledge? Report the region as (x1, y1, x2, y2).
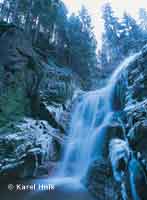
(0, 22, 80, 179)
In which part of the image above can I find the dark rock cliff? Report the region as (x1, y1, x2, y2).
(125, 46, 147, 158)
(0, 22, 80, 178)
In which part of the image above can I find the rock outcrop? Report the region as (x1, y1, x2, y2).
(0, 22, 80, 178)
(85, 159, 122, 200)
(123, 46, 147, 163)
(86, 45, 147, 199)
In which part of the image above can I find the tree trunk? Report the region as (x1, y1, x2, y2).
(33, 16, 41, 44)
(12, 0, 20, 25)
(25, 0, 33, 36)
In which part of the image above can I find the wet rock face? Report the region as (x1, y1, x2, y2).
(85, 159, 121, 200)
(109, 139, 130, 183)
(86, 45, 147, 200)
(41, 62, 76, 105)
(110, 47, 147, 199)
(109, 139, 147, 200)
(0, 22, 79, 178)
(0, 64, 31, 126)
(125, 46, 147, 156)
(107, 47, 147, 200)
(0, 23, 37, 66)
(126, 49, 147, 107)
(0, 23, 42, 126)
(39, 64, 77, 132)
(97, 120, 124, 158)
(0, 118, 62, 178)
(128, 120, 147, 159)
(0, 22, 76, 126)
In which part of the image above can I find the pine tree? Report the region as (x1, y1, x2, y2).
(65, 6, 97, 89)
(139, 8, 147, 31)
(120, 12, 144, 55)
(101, 3, 145, 70)
(51, 0, 68, 61)
(101, 3, 121, 66)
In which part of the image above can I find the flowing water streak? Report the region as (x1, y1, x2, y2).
(56, 52, 140, 180)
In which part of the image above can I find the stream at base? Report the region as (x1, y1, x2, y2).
(0, 178, 96, 200)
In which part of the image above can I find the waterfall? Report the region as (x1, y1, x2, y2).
(56, 53, 140, 180)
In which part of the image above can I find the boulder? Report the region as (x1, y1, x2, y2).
(94, 113, 125, 158)
(85, 159, 121, 200)
(128, 120, 147, 159)
(0, 118, 64, 178)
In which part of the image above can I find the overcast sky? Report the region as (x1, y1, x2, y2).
(62, 0, 147, 48)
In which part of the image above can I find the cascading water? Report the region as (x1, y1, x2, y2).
(56, 53, 140, 180)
